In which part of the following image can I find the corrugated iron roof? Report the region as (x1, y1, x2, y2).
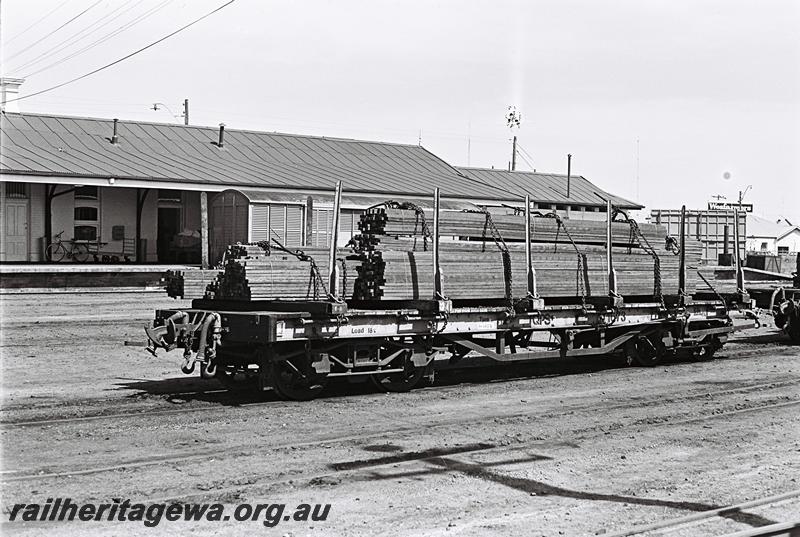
(1, 111, 508, 200)
(456, 167, 642, 209)
(1, 111, 636, 208)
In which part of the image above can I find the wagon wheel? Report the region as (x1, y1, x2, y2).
(71, 243, 90, 263)
(371, 349, 427, 392)
(694, 336, 720, 361)
(215, 364, 260, 392)
(271, 358, 328, 401)
(625, 336, 664, 367)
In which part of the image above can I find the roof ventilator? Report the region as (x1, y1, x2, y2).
(111, 118, 119, 145)
(217, 123, 225, 149)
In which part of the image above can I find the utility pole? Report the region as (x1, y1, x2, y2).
(505, 105, 521, 170)
(566, 153, 572, 198)
(511, 136, 517, 171)
(183, 99, 189, 125)
(738, 185, 752, 211)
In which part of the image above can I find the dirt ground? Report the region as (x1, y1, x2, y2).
(1, 292, 798, 536)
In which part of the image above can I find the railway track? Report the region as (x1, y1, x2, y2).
(3, 362, 798, 428)
(4, 379, 798, 484)
(604, 489, 800, 537)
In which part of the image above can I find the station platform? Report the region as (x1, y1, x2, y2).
(0, 263, 199, 293)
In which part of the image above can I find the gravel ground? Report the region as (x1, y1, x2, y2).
(1, 292, 798, 536)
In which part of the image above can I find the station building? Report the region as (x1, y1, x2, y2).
(0, 111, 640, 264)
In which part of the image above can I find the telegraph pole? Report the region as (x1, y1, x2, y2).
(566, 153, 572, 198)
(511, 136, 517, 171)
(506, 106, 521, 171)
(183, 99, 189, 125)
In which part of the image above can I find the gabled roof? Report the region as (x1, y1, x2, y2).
(456, 166, 642, 209)
(0, 111, 512, 200)
(1, 111, 635, 208)
(746, 214, 800, 239)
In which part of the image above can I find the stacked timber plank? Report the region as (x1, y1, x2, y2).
(164, 269, 219, 299)
(352, 208, 702, 301)
(209, 246, 355, 301)
(360, 208, 668, 247)
(164, 243, 355, 301)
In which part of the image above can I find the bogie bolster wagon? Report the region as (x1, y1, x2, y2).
(145, 184, 737, 401)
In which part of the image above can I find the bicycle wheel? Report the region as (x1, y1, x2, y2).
(72, 244, 90, 263)
(45, 243, 66, 262)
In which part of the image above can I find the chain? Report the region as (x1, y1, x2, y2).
(371, 200, 432, 251)
(463, 207, 513, 303)
(665, 235, 681, 256)
(696, 269, 728, 311)
(542, 212, 589, 306)
(337, 257, 348, 299)
(612, 208, 663, 301)
(269, 236, 328, 299)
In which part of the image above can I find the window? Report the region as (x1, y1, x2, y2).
(74, 207, 98, 220)
(74, 186, 98, 199)
(5, 183, 27, 198)
(250, 204, 304, 245)
(761, 242, 769, 251)
(74, 192, 99, 241)
(158, 189, 182, 202)
(778, 246, 789, 254)
(74, 225, 97, 241)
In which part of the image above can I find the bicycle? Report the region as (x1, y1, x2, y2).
(45, 231, 90, 263)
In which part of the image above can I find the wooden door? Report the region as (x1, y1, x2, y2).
(3, 201, 29, 261)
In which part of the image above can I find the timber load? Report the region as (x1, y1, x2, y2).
(163, 269, 219, 299)
(165, 205, 704, 303)
(360, 207, 668, 247)
(351, 207, 702, 301)
(165, 243, 355, 301)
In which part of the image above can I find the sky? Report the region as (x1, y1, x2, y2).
(1, 0, 798, 222)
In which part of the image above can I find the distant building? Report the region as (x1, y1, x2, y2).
(746, 214, 800, 254)
(1, 111, 639, 263)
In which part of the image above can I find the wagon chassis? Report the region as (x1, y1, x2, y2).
(145, 185, 739, 400)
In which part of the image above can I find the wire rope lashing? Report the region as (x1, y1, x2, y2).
(612, 207, 664, 304)
(544, 212, 591, 308)
(269, 236, 329, 300)
(462, 206, 515, 306)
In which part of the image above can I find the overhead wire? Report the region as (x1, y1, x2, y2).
(517, 142, 536, 164)
(3, 0, 72, 45)
(516, 151, 536, 171)
(23, 0, 176, 78)
(4, 0, 104, 62)
(11, 0, 144, 74)
(6, 0, 237, 104)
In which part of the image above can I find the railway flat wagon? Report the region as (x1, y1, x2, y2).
(145, 183, 736, 400)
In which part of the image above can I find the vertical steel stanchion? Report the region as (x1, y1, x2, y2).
(678, 205, 687, 304)
(607, 199, 618, 297)
(733, 208, 746, 299)
(433, 188, 443, 299)
(525, 194, 536, 297)
(327, 181, 343, 299)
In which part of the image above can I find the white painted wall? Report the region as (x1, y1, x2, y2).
(777, 229, 800, 253)
(746, 236, 777, 253)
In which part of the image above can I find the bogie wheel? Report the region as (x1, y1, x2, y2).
(695, 337, 720, 361)
(216, 365, 261, 393)
(71, 243, 90, 263)
(271, 358, 328, 401)
(625, 336, 664, 367)
(46, 243, 66, 262)
(787, 303, 800, 343)
(371, 350, 427, 393)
